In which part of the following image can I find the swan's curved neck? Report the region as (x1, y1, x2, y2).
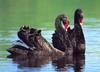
(74, 13, 83, 27)
(74, 15, 80, 25)
(55, 16, 68, 30)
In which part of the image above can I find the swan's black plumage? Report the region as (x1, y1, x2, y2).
(52, 14, 71, 52)
(52, 9, 85, 54)
(73, 9, 85, 54)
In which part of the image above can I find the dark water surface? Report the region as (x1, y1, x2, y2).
(0, 0, 100, 72)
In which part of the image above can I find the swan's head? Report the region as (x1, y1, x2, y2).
(61, 15, 69, 31)
(74, 9, 83, 26)
(55, 14, 69, 31)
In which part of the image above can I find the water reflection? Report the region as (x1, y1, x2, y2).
(7, 54, 51, 68)
(7, 54, 85, 72)
(73, 55, 85, 72)
(52, 55, 85, 72)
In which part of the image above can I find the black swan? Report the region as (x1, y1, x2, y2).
(52, 9, 85, 55)
(72, 9, 85, 54)
(52, 14, 72, 52)
(7, 26, 64, 58)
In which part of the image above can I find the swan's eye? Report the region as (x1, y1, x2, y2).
(62, 17, 67, 24)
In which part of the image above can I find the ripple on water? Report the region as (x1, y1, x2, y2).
(0, 26, 100, 72)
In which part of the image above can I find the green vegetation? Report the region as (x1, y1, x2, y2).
(0, 0, 100, 30)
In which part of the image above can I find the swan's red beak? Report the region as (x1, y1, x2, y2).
(80, 13, 83, 26)
(80, 17, 83, 26)
(64, 20, 69, 31)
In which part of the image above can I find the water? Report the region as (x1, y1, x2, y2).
(0, 0, 100, 72)
(0, 26, 100, 72)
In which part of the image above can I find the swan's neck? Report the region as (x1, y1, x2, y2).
(64, 20, 69, 31)
(74, 14, 83, 27)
